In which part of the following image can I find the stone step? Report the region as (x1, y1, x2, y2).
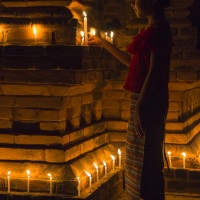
(0, 144, 124, 198)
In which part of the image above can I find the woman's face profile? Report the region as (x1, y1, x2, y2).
(131, 0, 153, 18)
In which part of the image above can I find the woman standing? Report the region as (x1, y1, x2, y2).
(88, 0, 172, 199)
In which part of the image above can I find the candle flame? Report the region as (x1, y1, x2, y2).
(111, 155, 115, 160)
(33, 25, 37, 38)
(84, 170, 91, 177)
(80, 31, 84, 37)
(8, 171, 10, 175)
(27, 170, 30, 176)
(77, 177, 80, 181)
(181, 152, 186, 158)
(94, 162, 98, 169)
(83, 11, 87, 17)
(168, 151, 171, 155)
(105, 32, 108, 36)
(118, 149, 121, 156)
(110, 31, 114, 38)
(47, 173, 52, 177)
(103, 161, 107, 167)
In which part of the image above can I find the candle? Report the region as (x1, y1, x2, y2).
(84, 170, 92, 193)
(94, 162, 99, 184)
(111, 155, 115, 171)
(181, 152, 186, 169)
(48, 173, 52, 194)
(33, 25, 37, 43)
(103, 161, 107, 178)
(77, 177, 81, 197)
(105, 32, 108, 41)
(168, 151, 172, 168)
(80, 31, 84, 45)
(90, 28, 96, 36)
(118, 149, 122, 168)
(110, 31, 114, 44)
(83, 11, 88, 43)
(7, 171, 10, 193)
(27, 170, 30, 193)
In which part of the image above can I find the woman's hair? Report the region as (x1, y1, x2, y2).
(159, 0, 171, 8)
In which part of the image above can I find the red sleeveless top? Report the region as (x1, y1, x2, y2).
(123, 21, 173, 99)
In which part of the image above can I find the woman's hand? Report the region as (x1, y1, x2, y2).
(134, 106, 145, 138)
(87, 35, 103, 46)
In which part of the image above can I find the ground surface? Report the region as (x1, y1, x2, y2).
(111, 190, 200, 200)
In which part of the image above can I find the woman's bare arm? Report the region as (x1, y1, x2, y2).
(88, 36, 131, 67)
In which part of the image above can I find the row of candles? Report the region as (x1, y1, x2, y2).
(6, 149, 122, 197)
(81, 11, 114, 45)
(78, 149, 122, 196)
(1, 11, 114, 45)
(168, 151, 200, 169)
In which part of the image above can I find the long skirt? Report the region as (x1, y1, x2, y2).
(125, 93, 168, 200)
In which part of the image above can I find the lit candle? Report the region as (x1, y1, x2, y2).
(103, 161, 107, 178)
(33, 25, 37, 43)
(84, 170, 92, 193)
(105, 32, 108, 41)
(7, 171, 10, 193)
(111, 155, 115, 171)
(168, 151, 172, 168)
(110, 31, 114, 44)
(90, 28, 96, 36)
(83, 11, 88, 43)
(94, 162, 99, 184)
(27, 170, 30, 193)
(77, 177, 81, 197)
(80, 31, 84, 45)
(181, 152, 186, 169)
(118, 149, 122, 168)
(48, 173, 52, 194)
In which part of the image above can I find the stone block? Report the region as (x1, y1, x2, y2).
(40, 121, 66, 132)
(58, 55, 82, 69)
(121, 100, 130, 110)
(103, 100, 121, 109)
(6, 56, 33, 69)
(45, 149, 64, 163)
(69, 130, 83, 143)
(81, 139, 94, 154)
(93, 122, 106, 134)
(106, 121, 127, 131)
(189, 169, 200, 181)
(45, 45, 82, 56)
(94, 134, 106, 148)
(175, 169, 188, 180)
(0, 148, 44, 161)
(16, 97, 63, 109)
(3, 45, 44, 56)
(83, 126, 94, 138)
(102, 109, 121, 119)
(109, 132, 127, 143)
(93, 110, 102, 121)
(103, 91, 125, 100)
(14, 108, 38, 121)
(81, 93, 93, 104)
(177, 70, 198, 81)
(34, 56, 58, 69)
(121, 110, 130, 121)
(39, 109, 66, 121)
(0, 119, 12, 129)
(65, 145, 81, 162)
(0, 108, 12, 119)
(1, 84, 49, 96)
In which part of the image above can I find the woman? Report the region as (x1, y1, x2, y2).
(88, 0, 172, 199)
